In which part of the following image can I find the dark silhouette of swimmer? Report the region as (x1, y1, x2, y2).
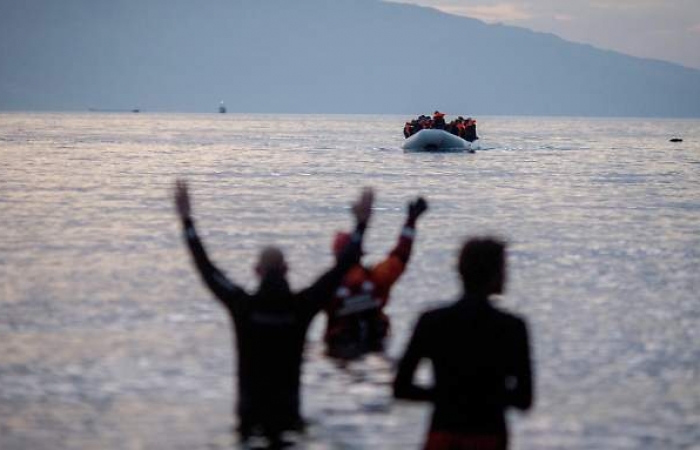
(175, 180, 374, 447)
(394, 237, 533, 450)
(323, 197, 428, 360)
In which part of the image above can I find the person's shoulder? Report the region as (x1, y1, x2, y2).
(491, 305, 529, 330)
(416, 302, 457, 325)
(229, 289, 254, 306)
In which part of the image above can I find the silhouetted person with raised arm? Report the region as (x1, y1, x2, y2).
(394, 238, 533, 450)
(174, 180, 373, 448)
(323, 197, 428, 360)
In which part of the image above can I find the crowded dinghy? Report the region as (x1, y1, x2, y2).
(403, 129, 475, 153)
(402, 111, 480, 152)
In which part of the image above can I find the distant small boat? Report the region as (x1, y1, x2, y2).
(670, 138, 683, 142)
(403, 129, 478, 153)
(219, 101, 227, 114)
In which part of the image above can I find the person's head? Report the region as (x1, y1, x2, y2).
(457, 237, 507, 297)
(255, 246, 287, 279)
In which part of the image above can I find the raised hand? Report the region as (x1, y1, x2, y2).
(408, 197, 428, 222)
(174, 178, 192, 220)
(352, 187, 374, 226)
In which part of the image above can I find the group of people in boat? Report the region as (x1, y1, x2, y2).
(404, 111, 479, 142)
(175, 181, 532, 449)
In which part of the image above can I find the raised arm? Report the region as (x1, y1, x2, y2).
(393, 314, 434, 401)
(175, 179, 244, 306)
(302, 188, 374, 310)
(371, 197, 428, 293)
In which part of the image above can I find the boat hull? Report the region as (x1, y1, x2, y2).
(402, 129, 476, 153)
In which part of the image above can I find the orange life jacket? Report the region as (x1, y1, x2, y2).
(324, 227, 414, 344)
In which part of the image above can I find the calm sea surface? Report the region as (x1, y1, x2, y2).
(1, 113, 699, 449)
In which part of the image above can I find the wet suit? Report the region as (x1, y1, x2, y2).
(394, 296, 533, 450)
(181, 218, 365, 442)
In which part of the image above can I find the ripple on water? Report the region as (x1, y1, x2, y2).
(1, 113, 699, 449)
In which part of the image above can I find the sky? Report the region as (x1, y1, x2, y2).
(390, 0, 700, 70)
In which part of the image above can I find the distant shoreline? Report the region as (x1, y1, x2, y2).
(0, 111, 699, 121)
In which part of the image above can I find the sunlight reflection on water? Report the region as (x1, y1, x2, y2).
(1, 113, 699, 449)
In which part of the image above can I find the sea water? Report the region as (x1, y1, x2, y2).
(1, 113, 699, 449)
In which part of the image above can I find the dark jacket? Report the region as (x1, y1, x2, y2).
(394, 297, 533, 438)
(464, 124, 478, 142)
(182, 218, 364, 436)
(432, 116, 446, 130)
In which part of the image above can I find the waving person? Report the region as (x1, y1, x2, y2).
(175, 180, 373, 447)
(323, 196, 428, 360)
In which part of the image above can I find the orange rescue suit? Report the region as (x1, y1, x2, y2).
(324, 227, 415, 351)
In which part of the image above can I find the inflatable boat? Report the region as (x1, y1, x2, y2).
(402, 129, 477, 153)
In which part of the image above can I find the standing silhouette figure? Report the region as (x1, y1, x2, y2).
(175, 180, 374, 447)
(394, 237, 533, 450)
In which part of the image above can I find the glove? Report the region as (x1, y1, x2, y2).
(408, 197, 428, 221)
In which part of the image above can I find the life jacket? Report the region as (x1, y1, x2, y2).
(455, 122, 465, 138)
(332, 266, 382, 318)
(324, 246, 408, 345)
(432, 114, 446, 129)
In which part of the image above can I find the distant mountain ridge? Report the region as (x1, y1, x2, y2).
(1, 0, 699, 117)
